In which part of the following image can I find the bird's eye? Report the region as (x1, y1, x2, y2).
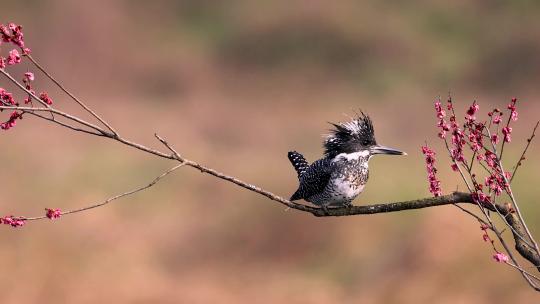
(363, 140, 370, 146)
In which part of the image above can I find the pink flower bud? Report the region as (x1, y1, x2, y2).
(39, 91, 53, 105)
(23, 72, 34, 82)
(421, 145, 442, 197)
(7, 49, 21, 65)
(1, 215, 25, 227)
(502, 127, 512, 143)
(45, 208, 62, 220)
(493, 252, 509, 263)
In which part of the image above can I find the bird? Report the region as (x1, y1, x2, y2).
(288, 112, 406, 211)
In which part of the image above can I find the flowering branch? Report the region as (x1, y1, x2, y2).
(429, 95, 540, 290)
(1, 22, 540, 291)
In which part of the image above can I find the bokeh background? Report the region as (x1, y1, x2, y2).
(1, 0, 540, 303)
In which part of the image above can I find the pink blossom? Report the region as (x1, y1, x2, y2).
(449, 121, 465, 162)
(483, 150, 498, 168)
(0, 88, 16, 106)
(434, 99, 449, 138)
(472, 191, 491, 205)
(0, 27, 7, 42)
(493, 252, 509, 263)
(2, 23, 25, 49)
(511, 111, 518, 121)
(436, 119, 450, 139)
(1, 215, 25, 227)
(476, 153, 485, 162)
(485, 173, 507, 196)
(0, 111, 21, 130)
(508, 98, 518, 122)
(0, 57, 5, 69)
(435, 100, 446, 119)
(446, 97, 453, 110)
(502, 126, 512, 143)
(45, 208, 62, 220)
(491, 134, 499, 145)
(0, 23, 29, 52)
(463, 118, 487, 154)
(422, 145, 442, 197)
(451, 164, 459, 171)
(7, 49, 21, 65)
(451, 148, 464, 163)
(0, 24, 11, 43)
(39, 92, 53, 105)
(466, 101, 479, 121)
(467, 123, 484, 152)
(24, 90, 35, 104)
(23, 72, 34, 82)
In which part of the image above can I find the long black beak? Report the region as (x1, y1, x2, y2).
(371, 145, 407, 156)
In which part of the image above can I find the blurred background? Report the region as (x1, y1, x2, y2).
(1, 0, 540, 303)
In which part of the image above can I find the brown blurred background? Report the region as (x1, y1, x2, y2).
(1, 0, 540, 303)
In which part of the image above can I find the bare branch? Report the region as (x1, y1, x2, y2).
(23, 110, 106, 136)
(155, 133, 183, 160)
(24, 54, 119, 136)
(511, 121, 539, 183)
(22, 163, 185, 221)
(0, 105, 110, 136)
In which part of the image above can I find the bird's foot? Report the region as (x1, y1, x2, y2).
(343, 201, 354, 209)
(320, 205, 330, 216)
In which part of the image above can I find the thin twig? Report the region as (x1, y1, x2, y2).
(155, 133, 183, 160)
(23, 163, 185, 221)
(443, 137, 473, 191)
(511, 121, 539, 183)
(506, 262, 540, 284)
(24, 111, 105, 136)
(0, 106, 110, 137)
(452, 204, 489, 226)
(24, 54, 119, 136)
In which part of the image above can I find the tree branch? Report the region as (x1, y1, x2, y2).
(1, 45, 539, 291)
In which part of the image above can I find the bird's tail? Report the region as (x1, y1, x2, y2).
(288, 151, 309, 179)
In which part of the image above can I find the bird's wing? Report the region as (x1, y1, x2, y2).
(290, 158, 333, 200)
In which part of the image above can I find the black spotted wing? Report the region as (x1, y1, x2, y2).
(290, 158, 334, 201)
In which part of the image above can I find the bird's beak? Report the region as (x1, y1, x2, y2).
(371, 145, 407, 156)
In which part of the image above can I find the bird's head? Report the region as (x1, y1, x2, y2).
(323, 112, 406, 158)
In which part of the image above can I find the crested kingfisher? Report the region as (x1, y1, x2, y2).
(288, 112, 406, 210)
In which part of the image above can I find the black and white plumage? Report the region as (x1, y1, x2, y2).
(288, 112, 405, 208)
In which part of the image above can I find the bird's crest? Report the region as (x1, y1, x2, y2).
(323, 112, 376, 157)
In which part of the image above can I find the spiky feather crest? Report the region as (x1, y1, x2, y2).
(324, 112, 376, 157)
